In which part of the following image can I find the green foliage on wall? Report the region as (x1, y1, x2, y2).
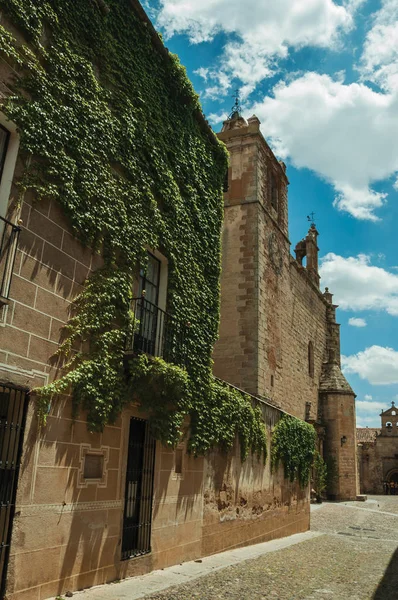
(312, 450, 327, 498)
(271, 415, 316, 487)
(325, 455, 338, 493)
(0, 0, 267, 458)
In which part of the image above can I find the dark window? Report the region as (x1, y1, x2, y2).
(134, 253, 162, 356)
(139, 253, 160, 306)
(174, 447, 183, 474)
(0, 125, 10, 185)
(223, 168, 229, 192)
(308, 341, 314, 378)
(270, 172, 278, 211)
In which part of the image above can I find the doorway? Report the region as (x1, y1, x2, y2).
(122, 417, 156, 560)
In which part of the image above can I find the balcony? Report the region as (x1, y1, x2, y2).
(0, 216, 21, 305)
(125, 297, 188, 366)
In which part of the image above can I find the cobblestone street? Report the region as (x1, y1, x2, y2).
(73, 495, 398, 600)
(142, 496, 398, 600)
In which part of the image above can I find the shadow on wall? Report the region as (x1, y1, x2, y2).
(373, 547, 398, 600)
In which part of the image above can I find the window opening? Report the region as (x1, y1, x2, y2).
(135, 253, 161, 355)
(0, 126, 10, 187)
(139, 253, 161, 306)
(223, 168, 229, 192)
(270, 172, 278, 211)
(308, 341, 314, 378)
(174, 447, 183, 475)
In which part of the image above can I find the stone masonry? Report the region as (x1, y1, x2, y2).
(213, 111, 358, 501)
(357, 402, 398, 494)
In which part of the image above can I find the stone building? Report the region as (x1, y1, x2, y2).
(357, 402, 398, 494)
(0, 2, 317, 600)
(213, 111, 358, 502)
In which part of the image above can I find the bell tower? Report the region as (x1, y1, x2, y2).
(212, 110, 289, 397)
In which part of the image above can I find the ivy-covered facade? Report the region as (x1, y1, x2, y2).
(0, 2, 318, 599)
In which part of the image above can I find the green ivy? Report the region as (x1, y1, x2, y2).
(312, 450, 327, 498)
(0, 0, 267, 459)
(271, 415, 316, 487)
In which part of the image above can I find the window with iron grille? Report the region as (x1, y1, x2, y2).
(134, 253, 161, 356)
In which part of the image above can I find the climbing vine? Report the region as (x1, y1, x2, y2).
(0, 0, 267, 458)
(312, 450, 327, 500)
(271, 415, 316, 487)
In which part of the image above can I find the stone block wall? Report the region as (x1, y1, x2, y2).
(202, 402, 309, 556)
(257, 210, 327, 418)
(214, 115, 329, 420)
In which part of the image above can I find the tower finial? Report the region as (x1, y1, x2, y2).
(229, 89, 242, 119)
(307, 212, 316, 228)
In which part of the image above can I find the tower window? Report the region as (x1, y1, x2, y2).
(308, 341, 314, 378)
(270, 172, 278, 211)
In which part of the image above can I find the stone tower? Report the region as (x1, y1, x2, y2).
(320, 288, 358, 500)
(213, 111, 358, 500)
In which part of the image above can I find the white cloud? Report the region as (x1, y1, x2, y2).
(342, 345, 398, 385)
(356, 400, 386, 413)
(364, 394, 373, 400)
(348, 317, 367, 327)
(360, 0, 398, 93)
(319, 253, 398, 315)
(157, 0, 361, 95)
(207, 110, 229, 125)
(249, 73, 398, 220)
(194, 67, 210, 82)
(157, 0, 355, 46)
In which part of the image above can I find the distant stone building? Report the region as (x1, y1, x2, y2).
(357, 402, 398, 493)
(213, 111, 358, 502)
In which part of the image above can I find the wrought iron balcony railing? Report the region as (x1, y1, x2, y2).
(0, 216, 21, 303)
(126, 297, 188, 366)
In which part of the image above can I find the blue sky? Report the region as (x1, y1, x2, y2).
(147, 0, 398, 427)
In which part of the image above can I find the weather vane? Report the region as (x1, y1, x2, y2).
(307, 212, 316, 227)
(228, 88, 242, 119)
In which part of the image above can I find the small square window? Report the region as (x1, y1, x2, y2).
(84, 453, 104, 479)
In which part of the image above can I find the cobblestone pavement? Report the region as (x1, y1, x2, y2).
(142, 496, 398, 600)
